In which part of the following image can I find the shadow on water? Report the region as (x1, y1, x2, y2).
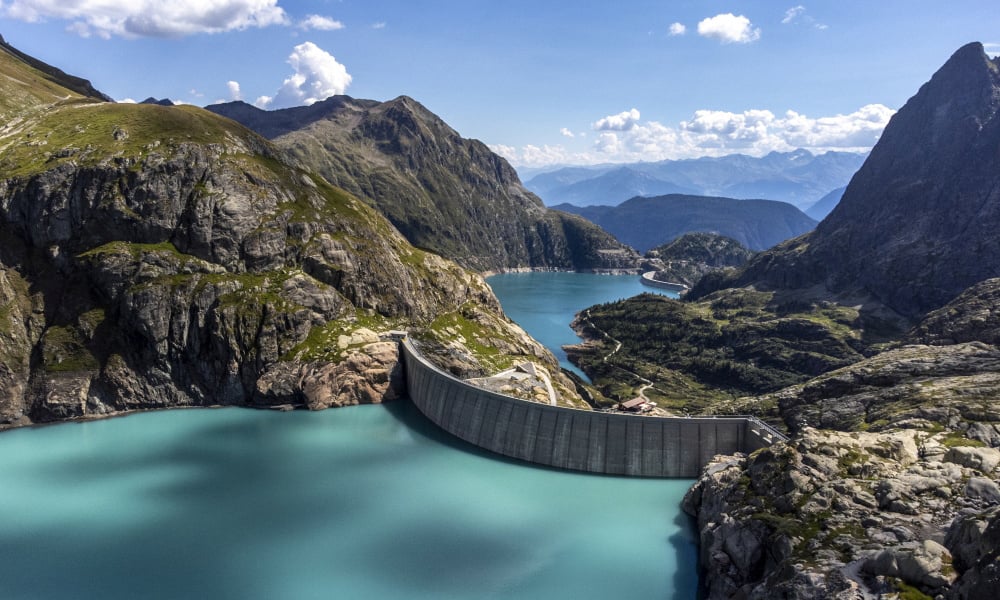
(387, 397, 704, 596)
(669, 511, 703, 599)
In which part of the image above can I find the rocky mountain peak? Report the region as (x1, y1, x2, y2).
(726, 43, 1000, 319)
(209, 93, 638, 272)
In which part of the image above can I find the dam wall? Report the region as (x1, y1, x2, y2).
(402, 339, 784, 478)
(640, 271, 689, 292)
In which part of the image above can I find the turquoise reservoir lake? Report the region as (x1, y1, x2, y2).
(0, 273, 698, 600)
(486, 272, 679, 378)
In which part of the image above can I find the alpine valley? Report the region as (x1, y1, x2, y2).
(2, 26, 1000, 600)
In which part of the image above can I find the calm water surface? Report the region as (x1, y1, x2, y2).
(486, 272, 678, 378)
(0, 404, 698, 599)
(0, 272, 698, 599)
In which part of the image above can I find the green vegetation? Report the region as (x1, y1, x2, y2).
(41, 324, 100, 372)
(1, 102, 258, 178)
(893, 579, 934, 600)
(417, 302, 525, 374)
(645, 233, 754, 287)
(0, 41, 91, 122)
(939, 431, 987, 448)
(569, 290, 869, 412)
(284, 310, 402, 363)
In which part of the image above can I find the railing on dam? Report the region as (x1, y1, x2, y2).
(401, 339, 786, 478)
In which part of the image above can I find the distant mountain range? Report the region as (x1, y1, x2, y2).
(524, 149, 866, 209)
(554, 194, 817, 252)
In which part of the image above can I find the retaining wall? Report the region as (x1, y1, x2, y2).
(402, 339, 781, 478)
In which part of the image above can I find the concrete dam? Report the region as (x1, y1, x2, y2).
(401, 339, 785, 478)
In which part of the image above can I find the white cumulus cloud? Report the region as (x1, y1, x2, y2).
(493, 104, 894, 167)
(560, 128, 575, 138)
(697, 13, 760, 44)
(299, 14, 344, 31)
(594, 108, 641, 131)
(2, 0, 288, 38)
(227, 81, 242, 101)
(256, 41, 352, 109)
(668, 22, 686, 36)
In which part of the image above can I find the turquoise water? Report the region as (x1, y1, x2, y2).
(486, 272, 678, 378)
(0, 271, 698, 599)
(0, 404, 698, 599)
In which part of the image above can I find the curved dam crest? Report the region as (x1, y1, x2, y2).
(402, 339, 784, 478)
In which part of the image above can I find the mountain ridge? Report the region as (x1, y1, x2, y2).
(525, 149, 866, 209)
(208, 96, 639, 273)
(556, 194, 817, 252)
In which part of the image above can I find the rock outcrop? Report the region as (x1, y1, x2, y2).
(207, 97, 639, 273)
(684, 428, 998, 599)
(910, 278, 1000, 346)
(642, 232, 754, 288)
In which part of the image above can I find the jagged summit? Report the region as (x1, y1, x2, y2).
(720, 42, 1000, 319)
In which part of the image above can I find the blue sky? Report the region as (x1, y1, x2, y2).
(1, 1, 998, 166)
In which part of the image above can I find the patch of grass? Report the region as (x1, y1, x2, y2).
(2, 103, 257, 178)
(283, 310, 404, 363)
(892, 579, 933, 600)
(940, 431, 987, 448)
(41, 324, 99, 372)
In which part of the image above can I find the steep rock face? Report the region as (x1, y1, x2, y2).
(733, 43, 1000, 318)
(208, 97, 639, 273)
(0, 90, 562, 428)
